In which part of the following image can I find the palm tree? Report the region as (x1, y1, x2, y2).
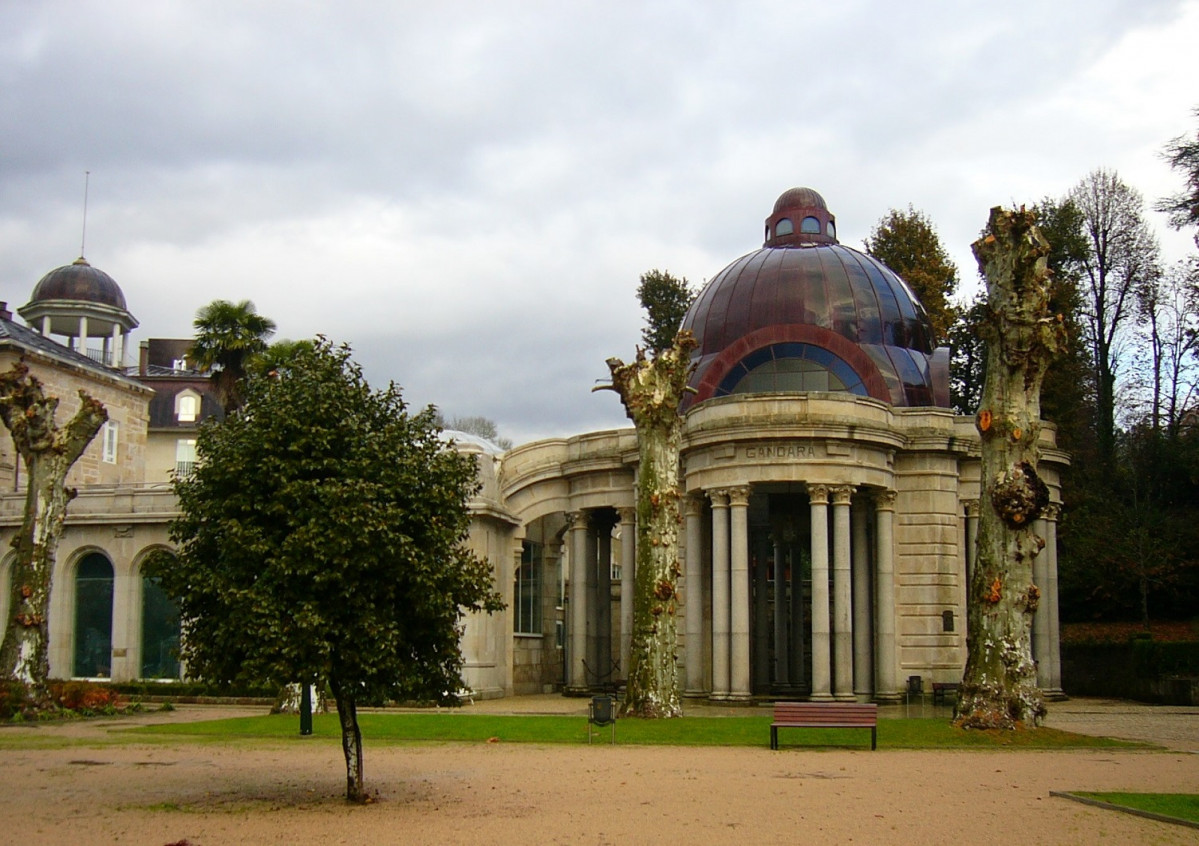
(188, 299, 277, 413)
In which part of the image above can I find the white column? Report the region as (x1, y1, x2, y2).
(874, 490, 899, 702)
(729, 486, 751, 700)
(567, 511, 589, 692)
(851, 497, 873, 699)
(964, 499, 980, 589)
(684, 495, 705, 696)
(77, 315, 89, 354)
(597, 518, 612, 683)
(1032, 512, 1051, 689)
(585, 521, 600, 682)
(41, 315, 51, 336)
(111, 325, 123, 367)
(710, 490, 730, 700)
(808, 484, 832, 701)
(1045, 504, 1064, 698)
(831, 485, 854, 701)
(618, 507, 635, 685)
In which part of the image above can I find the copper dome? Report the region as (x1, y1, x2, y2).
(28, 257, 128, 311)
(680, 188, 949, 410)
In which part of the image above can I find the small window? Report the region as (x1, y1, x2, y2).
(827, 220, 837, 239)
(102, 421, 118, 464)
(175, 439, 197, 477)
(774, 217, 794, 236)
(176, 393, 198, 423)
(801, 216, 821, 234)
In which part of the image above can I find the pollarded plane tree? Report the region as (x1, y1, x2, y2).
(955, 208, 1066, 730)
(597, 330, 697, 718)
(0, 362, 107, 698)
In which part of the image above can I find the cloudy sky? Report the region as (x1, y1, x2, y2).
(2, 1, 1196, 444)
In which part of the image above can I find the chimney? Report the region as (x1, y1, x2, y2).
(0, 302, 10, 322)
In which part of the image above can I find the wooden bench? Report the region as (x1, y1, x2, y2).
(932, 682, 960, 706)
(770, 702, 878, 750)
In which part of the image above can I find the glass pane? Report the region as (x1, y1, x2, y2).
(74, 554, 113, 677)
(141, 575, 181, 678)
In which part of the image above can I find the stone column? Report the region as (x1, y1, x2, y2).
(77, 315, 89, 355)
(808, 484, 832, 701)
(111, 324, 123, 367)
(567, 511, 589, 692)
(618, 507, 636, 686)
(710, 490, 731, 700)
(1044, 504, 1064, 698)
(729, 486, 752, 700)
(1032, 511, 1051, 689)
(585, 520, 600, 683)
(964, 499, 980, 588)
(831, 485, 854, 700)
(596, 517, 613, 684)
(851, 497, 873, 699)
(874, 491, 899, 702)
(683, 495, 705, 696)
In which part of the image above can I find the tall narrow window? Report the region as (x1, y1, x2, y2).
(142, 572, 181, 678)
(74, 553, 114, 678)
(175, 439, 197, 477)
(102, 421, 118, 464)
(515, 541, 543, 635)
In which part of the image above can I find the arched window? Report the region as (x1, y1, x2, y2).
(800, 216, 821, 234)
(826, 220, 837, 239)
(176, 393, 199, 423)
(142, 571, 181, 679)
(774, 218, 794, 237)
(715, 343, 868, 398)
(74, 553, 114, 678)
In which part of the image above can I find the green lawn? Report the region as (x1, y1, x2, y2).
(1073, 792, 1199, 825)
(125, 711, 1143, 750)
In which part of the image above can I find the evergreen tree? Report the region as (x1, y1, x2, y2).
(863, 206, 959, 343)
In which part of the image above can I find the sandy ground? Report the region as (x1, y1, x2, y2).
(0, 698, 1196, 846)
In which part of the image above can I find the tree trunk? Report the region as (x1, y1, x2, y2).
(0, 364, 107, 699)
(598, 331, 696, 718)
(955, 209, 1065, 730)
(331, 678, 366, 802)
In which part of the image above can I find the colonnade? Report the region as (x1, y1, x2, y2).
(687, 484, 899, 702)
(565, 509, 629, 692)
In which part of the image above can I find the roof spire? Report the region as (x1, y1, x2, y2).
(80, 170, 90, 260)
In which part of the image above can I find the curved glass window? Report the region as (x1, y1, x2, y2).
(715, 343, 868, 397)
(74, 553, 114, 678)
(774, 217, 794, 236)
(801, 216, 821, 234)
(827, 220, 837, 239)
(142, 573, 182, 678)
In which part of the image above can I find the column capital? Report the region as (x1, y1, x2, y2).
(1042, 502, 1061, 521)
(963, 498, 980, 518)
(807, 483, 830, 504)
(683, 495, 703, 518)
(566, 510, 589, 530)
(727, 486, 751, 507)
(617, 506, 636, 525)
(709, 489, 730, 508)
(874, 489, 897, 511)
(831, 485, 853, 506)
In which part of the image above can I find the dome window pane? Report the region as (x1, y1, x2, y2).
(801, 216, 821, 234)
(717, 343, 868, 398)
(827, 221, 837, 239)
(774, 218, 794, 236)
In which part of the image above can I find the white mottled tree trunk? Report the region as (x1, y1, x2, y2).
(955, 208, 1065, 730)
(599, 332, 696, 718)
(0, 364, 107, 699)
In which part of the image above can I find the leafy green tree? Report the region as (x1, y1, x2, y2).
(637, 269, 695, 354)
(1157, 106, 1199, 246)
(148, 338, 501, 801)
(863, 206, 959, 343)
(947, 293, 986, 414)
(188, 299, 277, 413)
